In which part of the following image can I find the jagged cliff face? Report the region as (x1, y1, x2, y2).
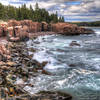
(0, 20, 94, 40)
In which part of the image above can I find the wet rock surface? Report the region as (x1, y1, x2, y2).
(33, 91, 72, 100)
(0, 42, 72, 100)
(69, 41, 81, 47)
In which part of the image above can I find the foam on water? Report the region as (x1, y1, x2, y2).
(92, 27, 100, 36)
(95, 31, 100, 35)
(24, 68, 100, 100)
(33, 50, 48, 63)
(26, 27, 100, 100)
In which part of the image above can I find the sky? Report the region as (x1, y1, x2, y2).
(0, 0, 100, 22)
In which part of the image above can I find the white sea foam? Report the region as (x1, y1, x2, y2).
(26, 27, 100, 100)
(95, 31, 100, 35)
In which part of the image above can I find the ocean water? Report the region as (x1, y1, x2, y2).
(26, 27, 100, 100)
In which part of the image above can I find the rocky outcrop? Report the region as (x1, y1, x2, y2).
(7, 20, 42, 41)
(7, 20, 30, 41)
(7, 26, 29, 42)
(8, 20, 49, 33)
(52, 22, 94, 35)
(0, 20, 95, 42)
(20, 20, 41, 32)
(8, 20, 21, 27)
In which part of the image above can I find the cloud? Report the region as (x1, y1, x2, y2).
(0, 0, 9, 5)
(0, 0, 99, 22)
(65, 0, 100, 21)
(38, 0, 80, 3)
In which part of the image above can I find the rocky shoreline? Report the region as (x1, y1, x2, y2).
(0, 41, 72, 100)
(0, 20, 95, 99)
(0, 20, 94, 42)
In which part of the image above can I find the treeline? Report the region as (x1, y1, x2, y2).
(0, 3, 64, 23)
(72, 21, 100, 27)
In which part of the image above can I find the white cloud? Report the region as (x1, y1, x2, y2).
(0, 0, 100, 21)
(0, 0, 9, 5)
(60, 0, 100, 21)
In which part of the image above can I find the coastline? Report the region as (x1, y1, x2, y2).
(29, 32, 57, 39)
(0, 20, 97, 100)
(0, 39, 72, 100)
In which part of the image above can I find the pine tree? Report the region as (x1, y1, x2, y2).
(7, 6, 16, 19)
(35, 3, 39, 10)
(61, 16, 65, 22)
(59, 16, 62, 22)
(16, 7, 22, 20)
(59, 16, 65, 22)
(0, 3, 4, 19)
(29, 5, 34, 20)
(0, 2, 64, 23)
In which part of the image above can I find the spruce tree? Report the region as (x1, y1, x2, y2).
(0, 3, 4, 19)
(35, 3, 39, 10)
(61, 16, 65, 22)
(0, 2, 65, 23)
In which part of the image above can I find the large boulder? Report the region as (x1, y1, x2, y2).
(7, 20, 30, 41)
(51, 22, 94, 35)
(69, 41, 81, 47)
(7, 25, 29, 42)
